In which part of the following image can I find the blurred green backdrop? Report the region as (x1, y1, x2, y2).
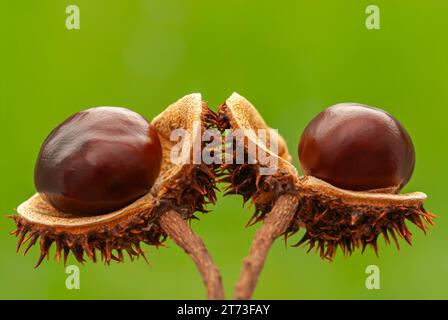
(1, 0, 447, 299)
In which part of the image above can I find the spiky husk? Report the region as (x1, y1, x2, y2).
(9, 212, 164, 268)
(221, 154, 435, 261)
(9, 161, 218, 268)
(215, 95, 435, 260)
(213, 103, 297, 225)
(288, 190, 435, 260)
(10, 96, 219, 267)
(155, 163, 218, 219)
(221, 163, 296, 225)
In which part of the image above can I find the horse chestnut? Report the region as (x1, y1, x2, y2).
(13, 94, 224, 299)
(212, 94, 432, 300)
(34, 106, 162, 216)
(298, 103, 415, 192)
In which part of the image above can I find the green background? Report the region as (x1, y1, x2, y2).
(1, 0, 447, 299)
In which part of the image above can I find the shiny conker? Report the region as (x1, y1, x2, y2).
(298, 103, 415, 192)
(34, 107, 162, 216)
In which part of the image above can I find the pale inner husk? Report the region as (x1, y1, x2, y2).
(224, 92, 296, 168)
(17, 193, 156, 230)
(300, 176, 427, 207)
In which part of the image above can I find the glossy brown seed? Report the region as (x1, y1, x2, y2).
(34, 106, 162, 216)
(298, 103, 415, 192)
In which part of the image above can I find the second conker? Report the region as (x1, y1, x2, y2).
(298, 103, 415, 192)
(34, 106, 162, 216)
(215, 94, 434, 299)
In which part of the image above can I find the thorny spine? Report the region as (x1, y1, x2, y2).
(288, 190, 435, 260)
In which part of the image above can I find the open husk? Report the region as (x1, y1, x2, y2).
(10, 93, 218, 267)
(214, 93, 434, 299)
(290, 176, 434, 259)
(215, 92, 434, 259)
(216, 93, 299, 222)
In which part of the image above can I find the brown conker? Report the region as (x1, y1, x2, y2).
(298, 103, 415, 192)
(34, 106, 162, 216)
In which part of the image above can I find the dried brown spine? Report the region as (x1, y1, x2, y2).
(288, 177, 435, 260)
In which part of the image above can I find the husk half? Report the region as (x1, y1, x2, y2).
(10, 93, 218, 267)
(215, 92, 434, 260)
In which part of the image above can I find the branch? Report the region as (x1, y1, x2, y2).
(234, 194, 299, 300)
(159, 210, 225, 300)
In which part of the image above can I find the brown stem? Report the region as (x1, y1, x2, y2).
(234, 194, 299, 300)
(159, 210, 225, 300)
